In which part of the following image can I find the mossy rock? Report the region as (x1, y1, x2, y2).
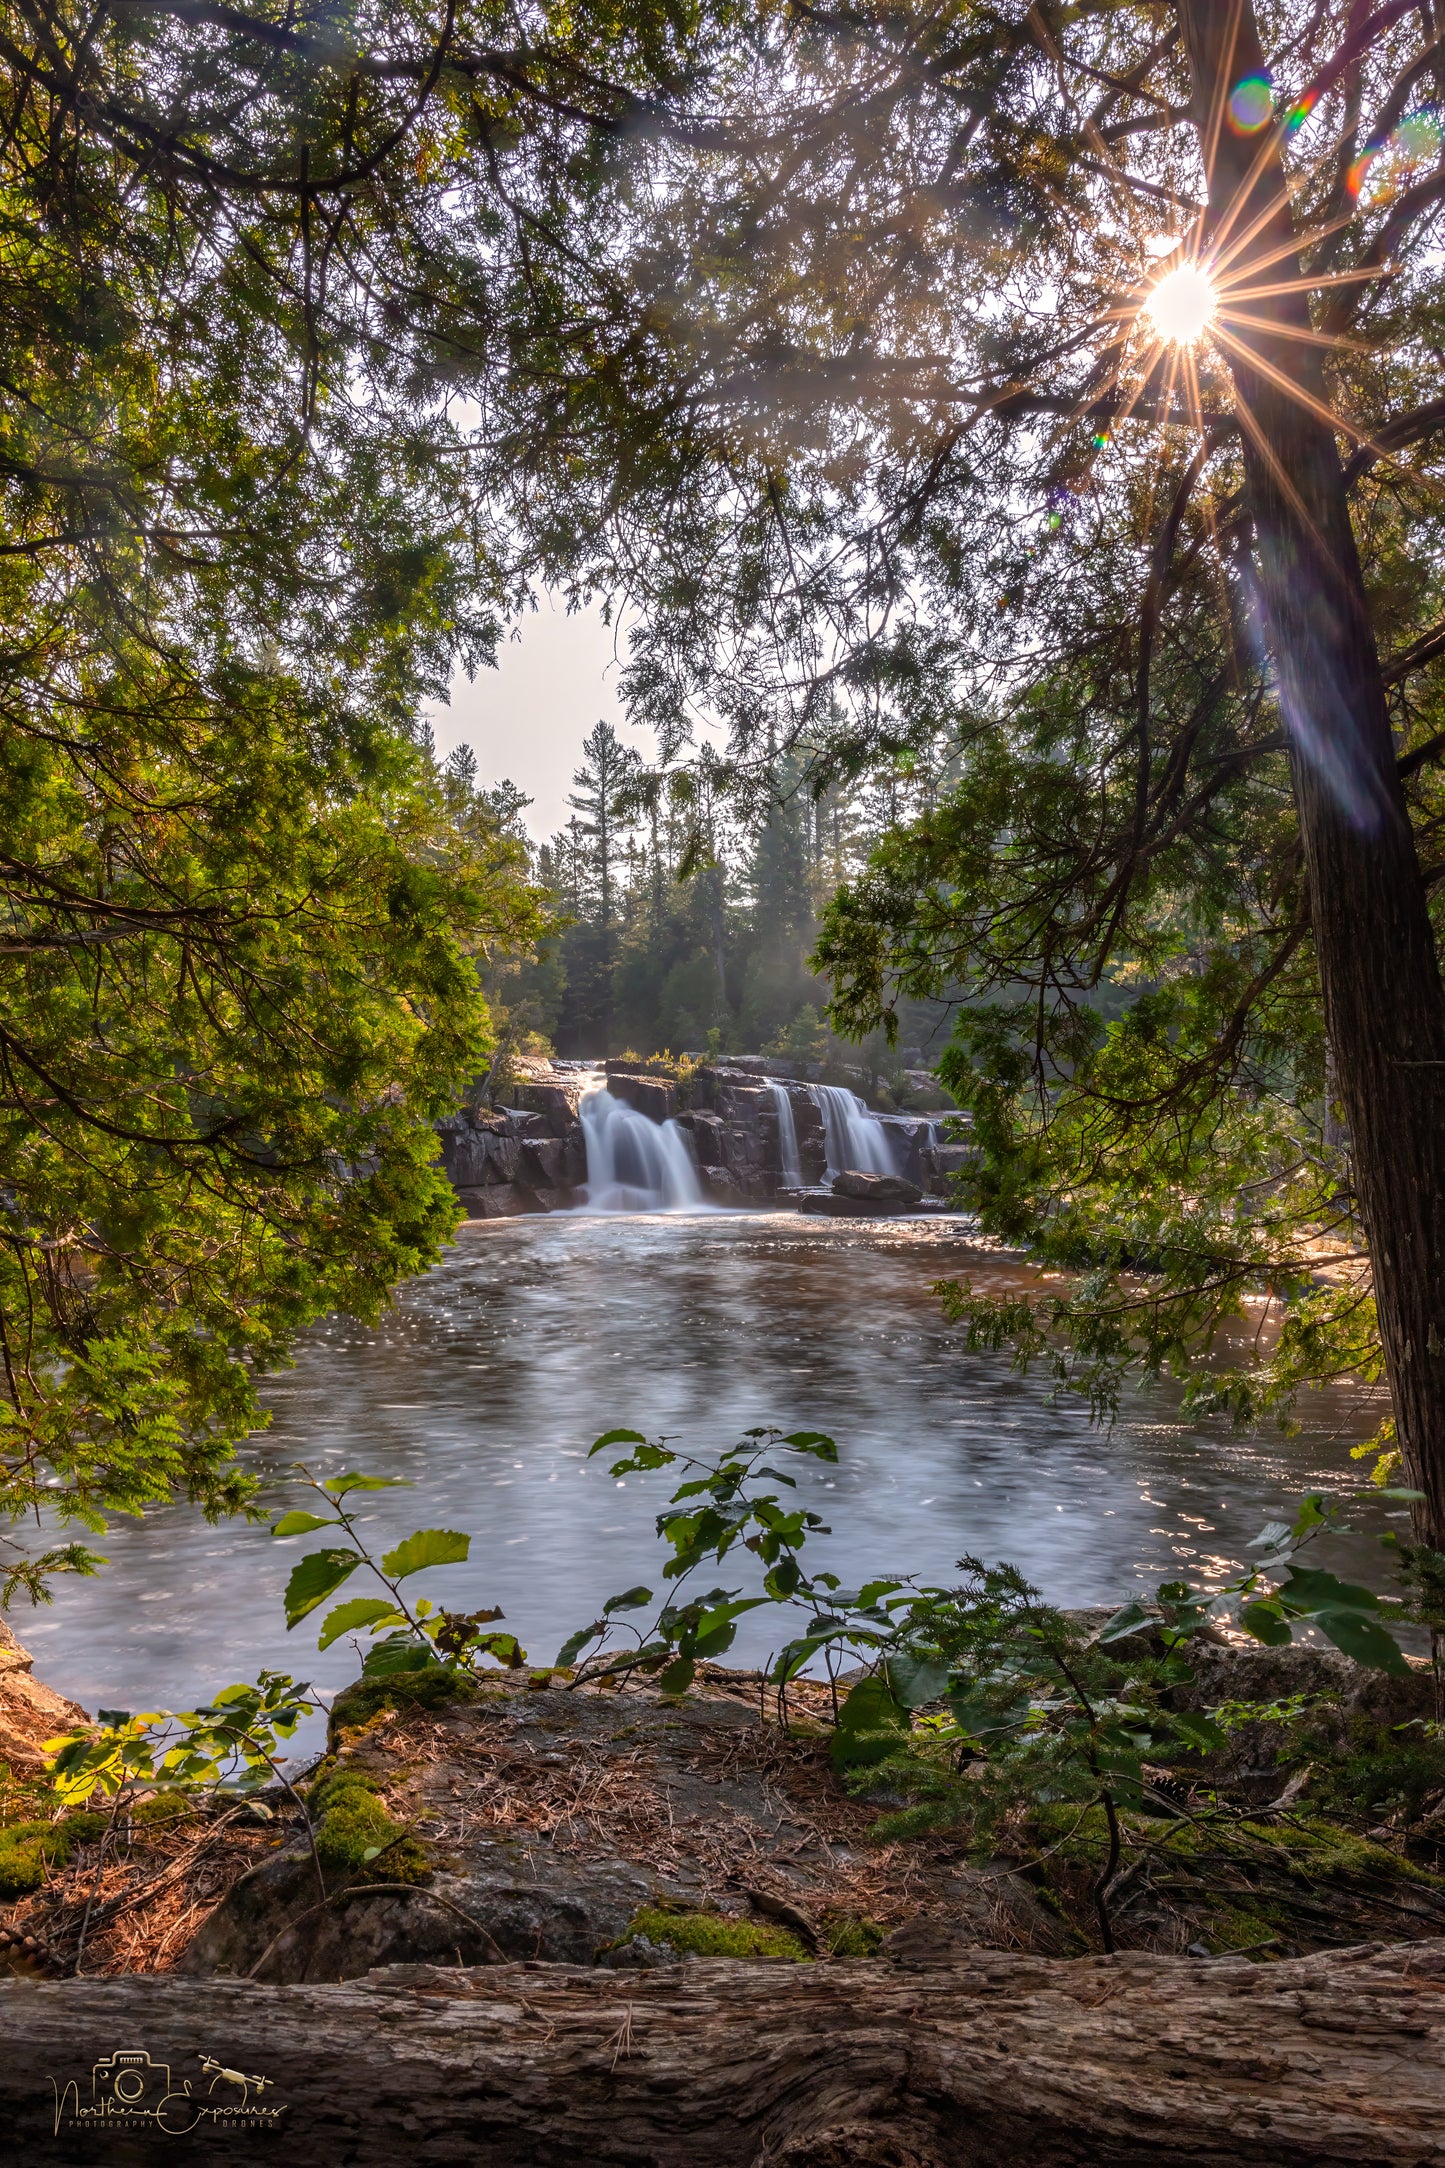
(59, 1810, 109, 1845)
(0, 1819, 72, 1896)
(309, 1770, 429, 1884)
(821, 1910, 884, 1958)
(609, 1904, 809, 1963)
(133, 1791, 196, 1828)
(328, 1666, 475, 1746)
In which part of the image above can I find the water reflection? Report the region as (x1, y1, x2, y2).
(25, 1214, 1393, 1732)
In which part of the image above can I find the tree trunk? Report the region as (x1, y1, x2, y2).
(3, 1940, 1442, 2164)
(1177, 0, 1445, 1563)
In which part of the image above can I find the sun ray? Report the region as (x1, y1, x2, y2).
(1204, 323, 1445, 506)
(1223, 267, 1388, 302)
(1216, 307, 1376, 354)
(1208, 214, 1357, 291)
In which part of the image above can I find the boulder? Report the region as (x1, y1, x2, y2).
(454, 1183, 538, 1220)
(933, 1144, 976, 1177)
(832, 1171, 923, 1205)
(514, 1079, 589, 1137)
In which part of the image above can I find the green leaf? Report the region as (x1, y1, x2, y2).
(764, 1557, 802, 1599)
(271, 1510, 337, 1539)
(380, 1528, 470, 1580)
(782, 1431, 838, 1461)
(1278, 1567, 1382, 1613)
(658, 1656, 696, 1695)
(555, 1624, 604, 1668)
(1239, 1598, 1294, 1648)
(317, 1597, 403, 1650)
(602, 1585, 653, 1615)
(323, 1472, 412, 1497)
(361, 1636, 441, 1677)
(885, 1653, 951, 1708)
(830, 1674, 909, 1769)
(1315, 1607, 1412, 1675)
(1170, 1712, 1226, 1754)
(590, 1428, 648, 1453)
(283, 1548, 360, 1628)
(1095, 1601, 1153, 1644)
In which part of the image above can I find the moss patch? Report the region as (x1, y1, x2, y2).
(0, 1819, 73, 1897)
(821, 1910, 884, 1958)
(612, 1904, 809, 1962)
(308, 1770, 429, 1883)
(328, 1666, 474, 1746)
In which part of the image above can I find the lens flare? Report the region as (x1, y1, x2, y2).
(1146, 263, 1216, 345)
(1393, 110, 1442, 165)
(1228, 75, 1274, 133)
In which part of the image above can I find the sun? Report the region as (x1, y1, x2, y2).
(1145, 262, 1217, 345)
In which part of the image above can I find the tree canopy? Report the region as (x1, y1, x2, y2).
(4, 0, 1445, 1589)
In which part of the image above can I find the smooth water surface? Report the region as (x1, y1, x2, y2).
(27, 1214, 1391, 1730)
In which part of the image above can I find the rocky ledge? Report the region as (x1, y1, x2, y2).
(3, 1634, 1444, 1991)
(439, 1056, 972, 1221)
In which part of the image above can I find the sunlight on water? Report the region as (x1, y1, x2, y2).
(27, 1215, 1391, 1734)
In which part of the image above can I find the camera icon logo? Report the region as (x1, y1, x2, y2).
(91, 2050, 171, 2112)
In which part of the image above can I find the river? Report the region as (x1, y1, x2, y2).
(25, 1212, 1391, 1733)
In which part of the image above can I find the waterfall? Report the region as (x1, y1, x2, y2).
(579, 1087, 707, 1211)
(766, 1081, 803, 1186)
(810, 1083, 897, 1179)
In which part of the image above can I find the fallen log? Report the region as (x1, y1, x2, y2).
(3, 1938, 1444, 2166)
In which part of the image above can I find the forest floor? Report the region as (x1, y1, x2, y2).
(6, 1645, 1445, 1984)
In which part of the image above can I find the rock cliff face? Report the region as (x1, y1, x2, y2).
(438, 1058, 969, 1221)
(0, 1621, 88, 1779)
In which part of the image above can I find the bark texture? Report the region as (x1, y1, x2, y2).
(3, 1938, 1445, 2165)
(1177, 0, 1445, 1548)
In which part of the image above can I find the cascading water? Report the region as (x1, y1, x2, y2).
(766, 1080, 804, 1187)
(579, 1087, 707, 1211)
(810, 1083, 897, 1178)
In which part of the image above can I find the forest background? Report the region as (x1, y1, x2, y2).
(481, 715, 954, 1073)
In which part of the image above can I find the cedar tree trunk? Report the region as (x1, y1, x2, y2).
(1178, 0, 1445, 1565)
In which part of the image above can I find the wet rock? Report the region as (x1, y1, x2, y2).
(933, 1144, 976, 1178)
(684, 1111, 728, 1167)
(437, 1117, 522, 1189)
(454, 1183, 537, 1220)
(606, 1074, 678, 1123)
(519, 1134, 572, 1187)
(831, 1172, 924, 1205)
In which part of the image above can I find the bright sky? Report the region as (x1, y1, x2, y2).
(426, 595, 646, 842)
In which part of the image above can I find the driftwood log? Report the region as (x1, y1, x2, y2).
(3, 1939, 1444, 2166)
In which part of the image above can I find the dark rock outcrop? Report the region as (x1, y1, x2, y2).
(832, 1172, 924, 1205)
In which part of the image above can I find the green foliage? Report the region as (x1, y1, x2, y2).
(559, 1427, 838, 1688)
(580, 1427, 1426, 1949)
(613, 1905, 809, 1962)
(45, 1672, 317, 1807)
(271, 1464, 522, 1678)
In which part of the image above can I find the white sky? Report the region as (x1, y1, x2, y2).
(426, 595, 648, 842)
